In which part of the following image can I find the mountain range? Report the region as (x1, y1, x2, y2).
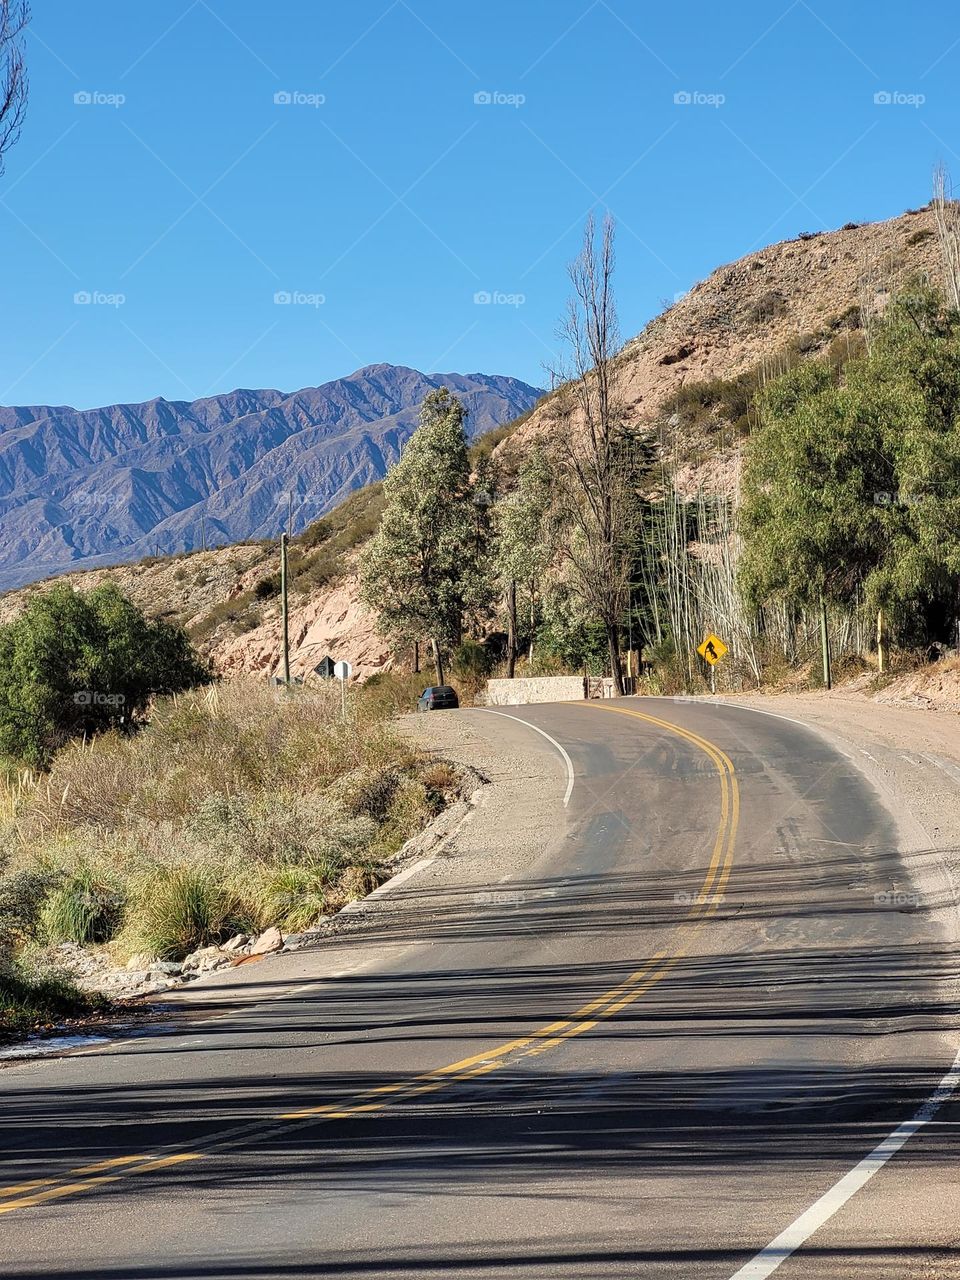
(0, 364, 543, 590)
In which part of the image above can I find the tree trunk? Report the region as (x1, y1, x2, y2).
(506, 581, 517, 678)
(413, 640, 420, 674)
(528, 586, 535, 663)
(606, 622, 625, 696)
(431, 637, 445, 686)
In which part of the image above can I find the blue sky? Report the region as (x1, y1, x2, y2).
(1, 0, 958, 408)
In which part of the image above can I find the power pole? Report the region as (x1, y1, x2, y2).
(200, 513, 207, 553)
(626, 588, 634, 684)
(280, 532, 290, 686)
(819, 593, 832, 690)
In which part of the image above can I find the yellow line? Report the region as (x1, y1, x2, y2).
(0, 702, 737, 1215)
(0, 1154, 202, 1215)
(0, 1155, 150, 1200)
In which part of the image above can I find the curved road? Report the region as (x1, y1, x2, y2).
(1, 698, 958, 1278)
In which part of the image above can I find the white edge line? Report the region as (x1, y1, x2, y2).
(728, 1043, 960, 1279)
(337, 856, 436, 914)
(474, 707, 575, 807)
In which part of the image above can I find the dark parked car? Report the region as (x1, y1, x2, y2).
(417, 685, 460, 711)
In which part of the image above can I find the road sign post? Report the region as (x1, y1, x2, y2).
(334, 659, 352, 720)
(696, 632, 728, 694)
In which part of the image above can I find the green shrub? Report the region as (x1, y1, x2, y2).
(0, 867, 56, 958)
(452, 637, 494, 681)
(237, 860, 335, 933)
(132, 865, 243, 960)
(39, 864, 124, 945)
(254, 574, 279, 600)
(1, 959, 103, 1040)
(0, 582, 211, 769)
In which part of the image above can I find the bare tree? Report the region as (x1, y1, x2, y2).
(551, 213, 636, 694)
(933, 163, 960, 310)
(0, 1, 27, 174)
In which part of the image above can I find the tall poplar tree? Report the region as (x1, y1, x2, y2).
(360, 389, 479, 684)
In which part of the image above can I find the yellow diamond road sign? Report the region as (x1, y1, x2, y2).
(697, 633, 728, 666)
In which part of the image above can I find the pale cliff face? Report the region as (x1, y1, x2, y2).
(215, 575, 392, 682)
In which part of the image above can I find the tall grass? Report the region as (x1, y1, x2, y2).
(0, 679, 458, 973)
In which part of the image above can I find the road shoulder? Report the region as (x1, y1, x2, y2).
(128, 707, 572, 1017)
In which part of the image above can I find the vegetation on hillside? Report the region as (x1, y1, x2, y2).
(359, 229, 960, 694)
(741, 287, 960, 646)
(0, 677, 460, 1038)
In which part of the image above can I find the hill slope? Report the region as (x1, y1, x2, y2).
(508, 206, 942, 488)
(0, 364, 543, 589)
(0, 205, 949, 681)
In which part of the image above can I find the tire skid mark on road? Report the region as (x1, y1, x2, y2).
(0, 703, 738, 1216)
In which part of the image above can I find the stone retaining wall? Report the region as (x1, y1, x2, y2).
(484, 675, 621, 705)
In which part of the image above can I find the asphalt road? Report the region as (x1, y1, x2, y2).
(1, 698, 958, 1279)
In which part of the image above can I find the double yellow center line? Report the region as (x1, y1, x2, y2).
(0, 703, 738, 1216)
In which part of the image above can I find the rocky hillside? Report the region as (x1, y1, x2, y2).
(510, 204, 943, 490)
(0, 364, 542, 590)
(0, 205, 948, 682)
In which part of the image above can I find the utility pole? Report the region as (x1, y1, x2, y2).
(200, 513, 207, 553)
(819, 593, 832, 690)
(626, 588, 634, 685)
(280, 532, 290, 686)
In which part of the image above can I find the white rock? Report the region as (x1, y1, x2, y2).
(117, 969, 151, 986)
(182, 946, 232, 974)
(248, 927, 283, 956)
(222, 934, 250, 952)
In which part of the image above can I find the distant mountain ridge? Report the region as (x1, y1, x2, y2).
(0, 364, 543, 589)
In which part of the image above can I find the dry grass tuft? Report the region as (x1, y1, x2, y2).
(1, 678, 458, 971)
